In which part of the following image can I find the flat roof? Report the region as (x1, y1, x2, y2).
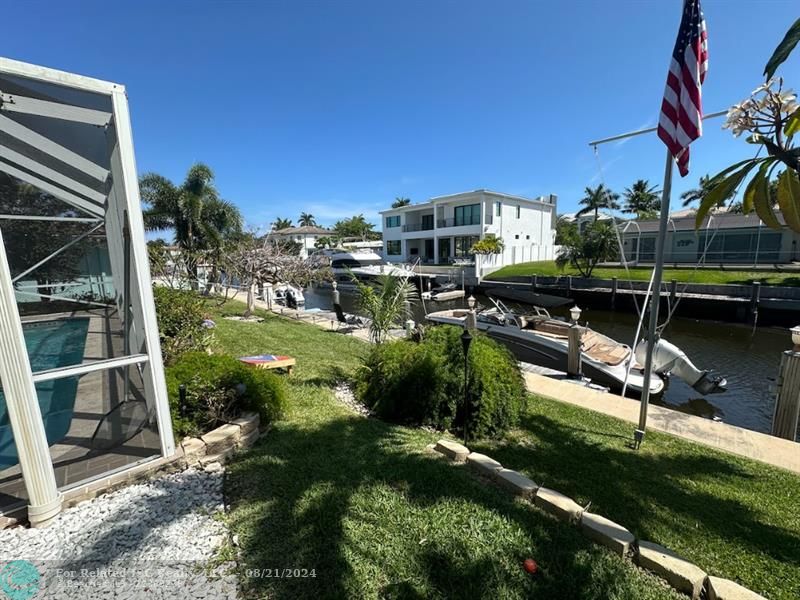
(379, 189, 554, 214)
(622, 211, 788, 233)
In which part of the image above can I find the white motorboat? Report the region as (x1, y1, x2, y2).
(264, 283, 305, 308)
(426, 300, 726, 397)
(316, 250, 435, 293)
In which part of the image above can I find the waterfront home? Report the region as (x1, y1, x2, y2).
(559, 210, 615, 233)
(619, 209, 800, 265)
(271, 225, 333, 258)
(380, 190, 557, 279)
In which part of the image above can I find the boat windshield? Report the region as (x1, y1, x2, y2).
(331, 258, 386, 268)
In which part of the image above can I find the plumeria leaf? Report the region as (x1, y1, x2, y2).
(777, 170, 800, 233)
(706, 158, 761, 187)
(746, 133, 766, 144)
(785, 109, 800, 138)
(764, 18, 800, 80)
(749, 162, 783, 229)
(695, 161, 761, 229)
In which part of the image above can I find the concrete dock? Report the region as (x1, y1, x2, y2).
(524, 371, 800, 475)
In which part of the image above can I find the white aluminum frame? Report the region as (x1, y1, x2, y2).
(0, 58, 175, 524)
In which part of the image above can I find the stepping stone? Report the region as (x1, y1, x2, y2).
(580, 512, 635, 556)
(466, 452, 502, 477)
(637, 541, 706, 598)
(706, 576, 766, 600)
(534, 487, 584, 522)
(493, 468, 538, 499)
(434, 439, 470, 462)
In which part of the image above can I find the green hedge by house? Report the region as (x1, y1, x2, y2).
(356, 325, 525, 439)
(165, 352, 287, 437)
(153, 286, 213, 365)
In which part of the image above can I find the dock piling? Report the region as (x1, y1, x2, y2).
(669, 279, 677, 305)
(750, 282, 761, 324)
(772, 337, 800, 440)
(567, 325, 582, 378)
(611, 277, 618, 309)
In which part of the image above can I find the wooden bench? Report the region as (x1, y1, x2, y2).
(238, 354, 296, 374)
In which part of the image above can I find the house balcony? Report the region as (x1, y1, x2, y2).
(437, 214, 491, 228)
(402, 223, 435, 233)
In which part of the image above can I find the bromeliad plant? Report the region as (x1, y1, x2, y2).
(696, 19, 800, 231)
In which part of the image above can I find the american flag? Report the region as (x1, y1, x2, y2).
(657, 0, 708, 177)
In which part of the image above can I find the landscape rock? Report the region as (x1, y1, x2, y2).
(493, 468, 538, 498)
(238, 427, 261, 449)
(434, 439, 470, 462)
(534, 487, 584, 522)
(0, 468, 236, 599)
(466, 452, 503, 477)
(201, 424, 241, 455)
(706, 576, 766, 600)
(580, 512, 635, 556)
(333, 382, 371, 416)
(637, 541, 706, 598)
(230, 411, 260, 435)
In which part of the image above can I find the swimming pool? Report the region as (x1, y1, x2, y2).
(0, 317, 90, 468)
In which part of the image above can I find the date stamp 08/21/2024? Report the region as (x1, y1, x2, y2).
(245, 568, 317, 579)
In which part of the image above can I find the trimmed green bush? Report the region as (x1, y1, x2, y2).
(355, 325, 526, 439)
(153, 286, 213, 365)
(165, 352, 287, 437)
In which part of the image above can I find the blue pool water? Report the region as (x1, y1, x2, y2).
(0, 318, 90, 468)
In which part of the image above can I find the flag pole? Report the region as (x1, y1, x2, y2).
(634, 147, 674, 447)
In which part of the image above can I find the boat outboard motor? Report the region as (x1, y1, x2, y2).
(634, 338, 727, 395)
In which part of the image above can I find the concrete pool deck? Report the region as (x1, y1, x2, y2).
(524, 372, 800, 475)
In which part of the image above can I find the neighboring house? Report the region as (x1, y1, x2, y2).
(380, 189, 557, 277)
(560, 210, 614, 233)
(619, 209, 800, 265)
(271, 226, 333, 258)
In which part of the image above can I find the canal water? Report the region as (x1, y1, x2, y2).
(303, 286, 790, 438)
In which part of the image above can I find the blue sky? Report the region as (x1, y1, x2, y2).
(4, 1, 798, 230)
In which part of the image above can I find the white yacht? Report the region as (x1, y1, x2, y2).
(316, 250, 436, 293)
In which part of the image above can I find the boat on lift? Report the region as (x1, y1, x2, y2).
(315, 249, 435, 294)
(426, 299, 726, 397)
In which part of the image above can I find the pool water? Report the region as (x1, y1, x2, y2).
(0, 318, 90, 467)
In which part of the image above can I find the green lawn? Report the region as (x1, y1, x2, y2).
(211, 303, 800, 599)
(489, 260, 800, 286)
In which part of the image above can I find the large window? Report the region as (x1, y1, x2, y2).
(421, 214, 434, 230)
(454, 204, 480, 226)
(454, 236, 479, 257)
(495, 202, 501, 217)
(386, 240, 401, 255)
(385, 215, 400, 228)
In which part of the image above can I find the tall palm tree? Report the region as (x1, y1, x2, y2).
(272, 217, 292, 230)
(679, 174, 714, 208)
(298, 212, 317, 226)
(392, 197, 411, 208)
(140, 163, 243, 286)
(576, 184, 620, 221)
(622, 179, 661, 219)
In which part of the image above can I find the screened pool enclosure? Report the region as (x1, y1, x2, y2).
(0, 59, 173, 526)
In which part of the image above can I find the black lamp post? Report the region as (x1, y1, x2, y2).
(460, 328, 473, 445)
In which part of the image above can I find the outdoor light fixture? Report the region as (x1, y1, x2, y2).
(461, 328, 473, 445)
(467, 295, 476, 309)
(570, 305, 582, 323)
(791, 326, 800, 349)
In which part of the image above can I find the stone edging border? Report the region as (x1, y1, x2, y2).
(433, 439, 766, 600)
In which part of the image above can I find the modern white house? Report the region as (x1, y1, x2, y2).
(560, 210, 615, 233)
(271, 225, 332, 258)
(380, 190, 557, 278)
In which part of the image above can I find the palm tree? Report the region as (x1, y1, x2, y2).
(353, 273, 417, 344)
(272, 217, 292, 230)
(298, 212, 317, 226)
(622, 179, 661, 219)
(392, 197, 411, 208)
(140, 163, 242, 287)
(679, 174, 714, 208)
(576, 184, 620, 221)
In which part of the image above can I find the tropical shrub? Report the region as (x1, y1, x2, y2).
(165, 352, 287, 437)
(355, 325, 526, 439)
(470, 234, 505, 255)
(555, 220, 618, 277)
(153, 286, 213, 365)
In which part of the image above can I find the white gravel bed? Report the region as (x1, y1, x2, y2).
(333, 382, 371, 417)
(0, 466, 238, 599)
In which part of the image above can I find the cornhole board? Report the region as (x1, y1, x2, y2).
(239, 354, 296, 374)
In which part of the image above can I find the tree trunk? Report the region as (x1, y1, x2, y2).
(245, 283, 255, 317)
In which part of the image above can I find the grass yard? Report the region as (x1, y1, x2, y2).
(489, 260, 800, 286)
(210, 302, 800, 599)
(472, 399, 800, 600)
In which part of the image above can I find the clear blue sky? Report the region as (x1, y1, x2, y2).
(4, 1, 798, 230)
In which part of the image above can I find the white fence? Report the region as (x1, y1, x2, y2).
(476, 245, 560, 280)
